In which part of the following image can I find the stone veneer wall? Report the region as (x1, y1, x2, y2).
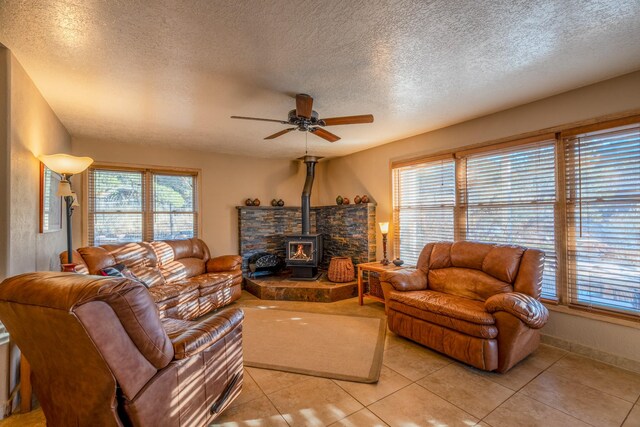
(237, 203, 376, 273)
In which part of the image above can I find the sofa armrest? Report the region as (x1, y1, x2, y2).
(206, 255, 242, 273)
(485, 292, 548, 329)
(380, 269, 427, 292)
(171, 308, 244, 359)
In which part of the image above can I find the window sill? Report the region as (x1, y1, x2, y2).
(544, 303, 640, 330)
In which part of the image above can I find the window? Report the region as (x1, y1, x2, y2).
(458, 141, 558, 299)
(564, 124, 640, 315)
(88, 166, 198, 245)
(392, 157, 456, 265)
(391, 115, 640, 318)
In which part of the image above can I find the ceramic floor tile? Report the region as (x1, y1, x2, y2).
(464, 355, 545, 391)
(229, 369, 266, 408)
(267, 377, 363, 427)
(483, 392, 590, 427)
(334, 365, 412, 406)
(622, 405, 640, 427)
(521, 371, 633, 427)
(211, 395, 289, 427)
(328, 409, 388, 427)
(383, 330, 406, 350)
(546, 353, 640, 402)
(417, 363, 514, 419)
(527, 344, 569, 369)
(246, 367, 313, 395)
(368, 383, 479, 427)
(382, 340, 452, 381)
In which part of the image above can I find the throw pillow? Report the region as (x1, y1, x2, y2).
(98, 263, 148, 288)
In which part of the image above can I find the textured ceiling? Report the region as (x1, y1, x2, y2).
(1, 1, 640, 159)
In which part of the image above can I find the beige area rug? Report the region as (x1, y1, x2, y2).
(242, 307, 386, 383)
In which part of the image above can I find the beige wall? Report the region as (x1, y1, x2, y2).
(70, 139, 318, 257)
(0, 48, 8, 281)
(320, 70, 640, 363)
(0, 47, 72, 416)
(5, 52, 72, 276)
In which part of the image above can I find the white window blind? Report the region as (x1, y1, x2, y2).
(564, 124, 640, 315)
(89, 169, 144, 246)
(151, 173, 198, 240)
(392, 158, 456, 266)
(88, 167, 198, 245)
(458, 140, 558, 299)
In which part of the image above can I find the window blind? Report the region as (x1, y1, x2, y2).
(88, 169, 144, 246)
(392, 158, 456, 266)
(151, 173, 198, 240)
(564, 124, 640, 315)
(88, 167, 199, 245)
(458, 140, 558, 299)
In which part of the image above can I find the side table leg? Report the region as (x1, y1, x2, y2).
(20, 354, 32, 413)
(357, 268, 364, 305)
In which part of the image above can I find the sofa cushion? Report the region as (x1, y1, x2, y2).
(482, 245, 525, 284)
(148, 282, 199, 304)
(159, 258, 207, 283)
(390, 290, 495, 325)
(388, 297, 498, 339)
(428, 242, 526, 285)
(102, 242, 157, 269)
(428, 268, 512, 301)
(176, 272, 236, 292)
(450, 241, 492, 270)
(77, 246, 116, 275)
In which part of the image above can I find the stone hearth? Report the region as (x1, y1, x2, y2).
(244, 271, 357, 303)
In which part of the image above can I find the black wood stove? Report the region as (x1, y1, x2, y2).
(285, 155, 323, 280)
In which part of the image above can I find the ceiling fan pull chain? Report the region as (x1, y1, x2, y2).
(305, 132, 308, 155)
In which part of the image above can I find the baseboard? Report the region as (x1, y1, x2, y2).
(541, 334, 640, 374)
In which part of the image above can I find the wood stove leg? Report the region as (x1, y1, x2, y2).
(20, 354, 32, 413)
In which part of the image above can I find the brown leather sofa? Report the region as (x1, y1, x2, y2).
(381, 241, 548, 373)
(62, 238, 242, 320)
(0, 272, 244, 426)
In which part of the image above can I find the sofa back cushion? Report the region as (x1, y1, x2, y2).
(150, 239, 208, 283)
(428, 268, 513, 301)
(424, 241, 526, 301)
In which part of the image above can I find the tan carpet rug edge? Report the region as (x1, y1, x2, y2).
(242, 307, 386, 383)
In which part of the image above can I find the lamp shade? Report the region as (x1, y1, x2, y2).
(379, 222, 389, 234)
(56, 181, 73, 197)
(39, 154, 93, 175)
(70, 192, 80, 207)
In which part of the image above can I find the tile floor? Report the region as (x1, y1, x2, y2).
(2, 291, 640, 427)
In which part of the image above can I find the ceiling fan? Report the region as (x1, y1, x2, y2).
(230, 94, 374, 142)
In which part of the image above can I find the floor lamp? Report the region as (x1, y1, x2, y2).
(39, 154, 93, 272)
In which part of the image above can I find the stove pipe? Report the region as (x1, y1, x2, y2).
(301, 155, 318, 235)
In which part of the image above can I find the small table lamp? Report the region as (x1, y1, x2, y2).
(379, 221, 390, 265)
(39, 154, 93, 271)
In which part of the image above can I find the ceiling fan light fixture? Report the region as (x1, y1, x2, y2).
(231, 93, 374, 142)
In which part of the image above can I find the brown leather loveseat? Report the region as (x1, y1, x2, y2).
(0, 272, 244, 426)
(381, 241, 548, 373)
(63, 238, 242, 320)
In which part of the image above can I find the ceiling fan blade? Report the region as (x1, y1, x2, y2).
(319, 114, 374, 126)
(295, 94, 313, 119)
(231, 116, 289, 124)
(310, 127, 340, 142)
(264, 128, 296, 140)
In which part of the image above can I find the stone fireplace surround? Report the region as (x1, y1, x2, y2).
(237, 203, 376, 275)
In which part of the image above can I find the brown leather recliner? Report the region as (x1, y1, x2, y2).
(0, 272, 244, 426)
(381, 241, 548, 373)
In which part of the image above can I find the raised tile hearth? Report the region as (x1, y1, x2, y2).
(244, 271, 357, 303)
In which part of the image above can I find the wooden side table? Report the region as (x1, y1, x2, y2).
(357, 262, 404, 306)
